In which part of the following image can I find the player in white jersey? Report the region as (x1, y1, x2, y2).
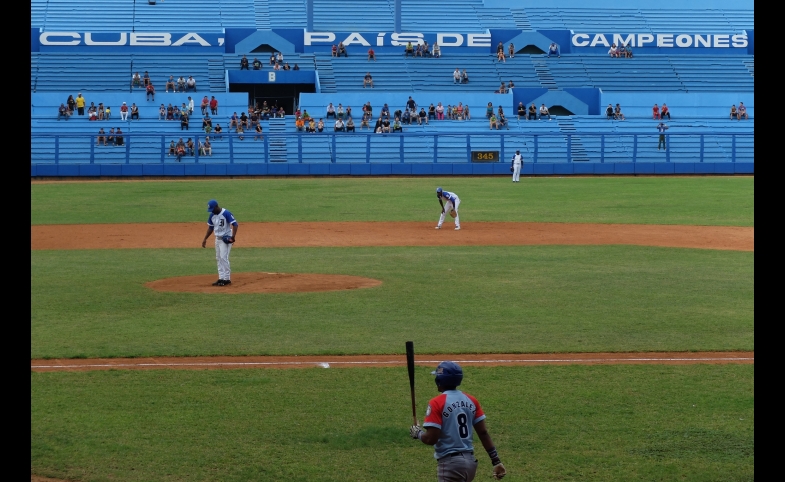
(201, 199, 238, 286)
(435, 187, 461, 230)
(511, 149, 523, 182)
(410, 361, 506, 481)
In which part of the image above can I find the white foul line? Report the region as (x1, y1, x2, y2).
(31, 357, 754, 370)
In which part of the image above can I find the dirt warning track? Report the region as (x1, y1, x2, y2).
(32, 221, 754, 251)
(31, 352, 753, 372)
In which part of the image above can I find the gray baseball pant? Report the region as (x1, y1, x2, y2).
(437, 452, 478, 482)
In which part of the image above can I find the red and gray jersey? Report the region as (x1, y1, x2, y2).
(423, 390, 486, 459)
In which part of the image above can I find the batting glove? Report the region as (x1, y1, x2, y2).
(492, 462, 507, 480)
(410, 425, 424, 440)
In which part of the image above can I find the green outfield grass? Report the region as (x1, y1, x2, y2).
(31, 245, 754, 359)
(31, 177, 754, 226)
(31, 364, 754, 482)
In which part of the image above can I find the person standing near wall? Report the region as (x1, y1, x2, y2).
(511, 150, 523, 183)
(657, 122, 669, 151)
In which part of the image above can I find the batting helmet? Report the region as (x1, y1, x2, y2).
(432, 361, 463, 388)
(436, 187, 443, 194)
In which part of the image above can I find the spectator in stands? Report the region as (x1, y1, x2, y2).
(418, 108, 428, 125)
(361, 113, 371, 130)
(167, 140, 175, 156)
(331, 45, 338, 57)
(517, 102, 525, 119)
(614, 104, 626, 120)
(363, 72, 374, 88)
(159, 104, 166, 120)
(730, 104, 737, 119)
(177, 76, 186, 92)
(131, 103, 139, 120)
(174, 138, 185, 161)
(132, 72, 142, 89)
(374, 116, 384, 132)
(461, 69, 469, 84)
(277, 52, 284, 63)
(453, 68, 461, 84)
(497, 49, 505, 62)
(498, 105, 505, 119)
(240, 112, 249, 129)
(96, 103, 104, 120)
(334, 104, 344, 120)
(204, 117, 213, 135)
(261, 102, 270, 120)
(489, 114, 499, 130)
(498, 113, 509, 130)
(509, 80, 515, 90)
(202, 137, 213, 156)
(446, 105, 453, 120)
(185, 138, 194, 156)
(436, 102, 445, 120)
(236, 124, 245, 140)
(295, 116, 305, 132)
(624, 43, 633, 58)
(381, 104, 390, 120)
(416, 43, 425, 57)
(608, 43, 619, 58)
(423, 41, 430, 57)
(208, 96, 217, 116)
(119, 102, 128, 121)
(428, 103, 436, 120)
(402, 108, 412, 125)
(186, 76, 196, 92)
(306, 117, 315, 133)
(334, 118, 346, 132)
(486, 102, 493, 119)
(548, 42, 560, 58)
(317, 118, 325, 132)
(88, 108, 98, 122)
(382, 117, 391, 133)
(326, 103, 336, 119)
(214, 124, 223, 139)
(96, 128, 106, 145)
(250, 110, 259, 128)
(277, 106, 286, 118)
(240, 55, 250, 70)
(528, 103, 537, 121)
(540, 104, 552, 120)
(76, 93, 86, 116)
(405, 41, 414, 57)
(273, 61, 281, 71)
(338, 43, 348, 57)
(58, 103, 69, 121)
(497, 42, 504, 55)
(108, 128, 115, 146)
(253, 57, 262, 70)
(105, 105, 111, 121)
(607, 104, 615, 120)
(464, 104, 471, 120)
(166, 76, 175, 92)
(88, 102, 96, 115)
(368, 48, 376, 61)
(657, 122, 669, 150)
(456, 103, 464, 120)
(508, 42, 515, 58)
(432, 42, 441, 58)
(115, 128, 124, 146)
(660, 104, 670, 120)
(652, 104, 660, 120)
(363, 102, 373, 117)
(67, 95, 76, 114)
(406, 96, 417, 113)
(142, 71, 150, 87)
(180, 111, 189, 130)
(498, 82, 506, 94)
(166, 104, 175, 120)
(393, 117, 402, 132)
(283, 63, 291, 71)
(199, 96, 209, 115)
(146, 82, 155, 101)
(738, 102, 748, 120)
(255, 122, 264, 140)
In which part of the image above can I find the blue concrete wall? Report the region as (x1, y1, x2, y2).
(483, 0, 752, 9)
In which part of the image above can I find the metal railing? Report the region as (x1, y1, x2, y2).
(30, 131, 754, 164)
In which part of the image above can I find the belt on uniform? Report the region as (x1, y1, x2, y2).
(441, 451, 473, 459)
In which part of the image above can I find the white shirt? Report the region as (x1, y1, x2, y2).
(208, 208, 238, 237)
(453, 70, 460, 79)
(188, 99, 194, 112)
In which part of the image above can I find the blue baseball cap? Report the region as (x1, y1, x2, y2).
(207, 199, 218, 211)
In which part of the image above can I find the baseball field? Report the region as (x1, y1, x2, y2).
(31, 176, 754, 481)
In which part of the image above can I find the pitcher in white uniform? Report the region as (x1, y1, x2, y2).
(511, 150, 523, 182)
(201, 199, 238, 286)
(436, 187, 461, 230)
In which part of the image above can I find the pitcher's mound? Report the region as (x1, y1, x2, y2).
(146, 272, 382, 294)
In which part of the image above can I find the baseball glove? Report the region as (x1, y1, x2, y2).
(510, 166, 514, 172)
(449, 209, 457, 218)
(222, 235, 235, 244)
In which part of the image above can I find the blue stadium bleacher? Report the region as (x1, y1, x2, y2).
(31, 0, 754, 174)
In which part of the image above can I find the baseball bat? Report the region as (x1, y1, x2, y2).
(406, 341, 418, 426)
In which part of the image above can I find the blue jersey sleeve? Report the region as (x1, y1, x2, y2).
(222, 210, 238, 226)
(207, 214, 214, 226)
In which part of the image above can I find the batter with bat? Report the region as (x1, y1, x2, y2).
(435, 187, 461, 231)
(408, 354, 506, 480)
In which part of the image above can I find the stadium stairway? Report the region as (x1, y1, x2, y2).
(42, 0, 134, 31)
(208, 59, 227, 92)
(511, 8, 534, 31)
(402, 0, 487, 32)
(314, 54, 337, 93)
(254, 0, 272, 29)
(268, 118, 288, 162)
(31, 54, 39, 92)
(743, 58, 754, 78)
(473, 5, 517, 30)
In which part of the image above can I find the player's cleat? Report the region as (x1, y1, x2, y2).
(212, 279, 224, 286)
(223, 280, 231, 285)
(455, 226, 461, 230)
(435, 226, 441, 230)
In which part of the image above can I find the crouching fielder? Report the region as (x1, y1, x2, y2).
(436, 187, 461, 230)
